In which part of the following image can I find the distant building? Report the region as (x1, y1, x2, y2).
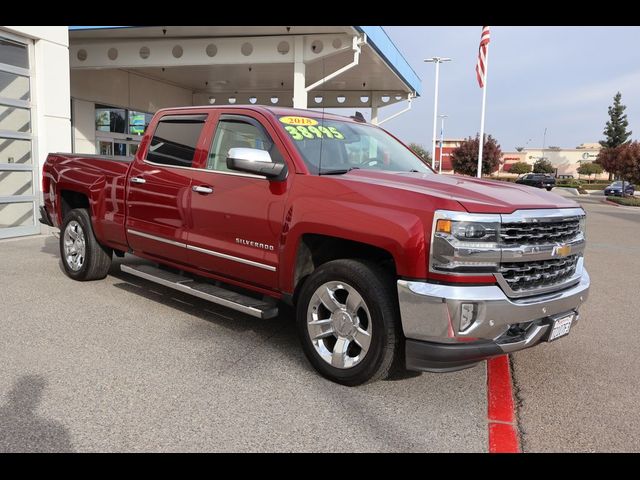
(499, 143, 606, 179)
(433, 139, 465, 172)
(434, 140, 608, 179)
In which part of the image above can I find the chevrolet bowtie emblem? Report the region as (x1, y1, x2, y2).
(553, 244, 572, 257)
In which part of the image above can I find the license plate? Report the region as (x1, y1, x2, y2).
(547, 313, 574, 342)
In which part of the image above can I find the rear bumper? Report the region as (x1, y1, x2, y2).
(398, 270, 590, 372)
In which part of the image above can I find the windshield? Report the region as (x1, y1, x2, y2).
(277, 115, 433, 175)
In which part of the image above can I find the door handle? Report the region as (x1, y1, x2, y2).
(130, 177, 146, 184)
(192, 185, 214, 194)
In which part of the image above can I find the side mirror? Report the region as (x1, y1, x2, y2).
(226, 148, 285, 179)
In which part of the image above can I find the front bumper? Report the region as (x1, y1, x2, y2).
(397, 270, 590, 372)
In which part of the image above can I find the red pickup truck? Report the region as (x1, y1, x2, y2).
(41, 105, 590, 386)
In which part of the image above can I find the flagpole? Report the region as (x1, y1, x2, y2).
(477, 44, 489, 178)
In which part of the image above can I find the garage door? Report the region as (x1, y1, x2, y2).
(0, 33, 37, 238)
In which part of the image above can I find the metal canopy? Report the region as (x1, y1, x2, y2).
(68, 26, 421, 114)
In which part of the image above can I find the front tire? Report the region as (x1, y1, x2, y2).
(296, 259, 402, 386)
(60, 208, 112, 281)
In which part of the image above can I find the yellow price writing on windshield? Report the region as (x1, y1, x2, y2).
(283, 125, 345, 141)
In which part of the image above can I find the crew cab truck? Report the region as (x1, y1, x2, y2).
(41, 105, 590, 386)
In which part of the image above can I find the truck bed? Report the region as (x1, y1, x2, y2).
(42, 152, 133, 251)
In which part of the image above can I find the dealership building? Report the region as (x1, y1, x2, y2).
(0, 25, 421, 239)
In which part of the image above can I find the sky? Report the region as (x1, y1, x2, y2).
(364, 26, 640, 154)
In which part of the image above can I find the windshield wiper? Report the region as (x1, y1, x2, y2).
(319, 167, 360, 175)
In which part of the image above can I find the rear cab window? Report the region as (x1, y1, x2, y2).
(146, 114, 207, 168)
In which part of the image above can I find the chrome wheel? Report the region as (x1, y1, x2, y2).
(63, 220, 86, 271)
(307, 281, 372, 369)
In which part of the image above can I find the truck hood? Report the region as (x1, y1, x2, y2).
(343, 170, 579, 214)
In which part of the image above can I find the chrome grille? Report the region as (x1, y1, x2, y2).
(500, 219, 580, 244)
(499, 255, 579, 293)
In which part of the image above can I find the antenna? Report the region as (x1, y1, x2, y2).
(318, 54, 325, 175)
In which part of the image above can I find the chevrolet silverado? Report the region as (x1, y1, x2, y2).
(41, 105, 590, 386)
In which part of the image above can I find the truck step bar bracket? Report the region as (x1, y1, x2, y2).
(120, 264, 279, 319)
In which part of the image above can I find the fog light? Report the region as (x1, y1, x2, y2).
(460, 303, 476, 331)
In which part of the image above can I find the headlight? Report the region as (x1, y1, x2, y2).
(430, 212, 501, 274)
(578, 215, 586, 238)
(436, 219, 498, 242)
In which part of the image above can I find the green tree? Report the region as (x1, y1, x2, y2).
(408, 143, 432, 165)
(598, 92, 632, 180)
(533, 158, 555, 174)
(509, 161, 532, 175)
(576, 162, 604, 183)
(450, 134, 501, 176)
(600, 92, 632, 149)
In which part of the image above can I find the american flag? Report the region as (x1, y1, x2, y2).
(476, 26, 491, 88)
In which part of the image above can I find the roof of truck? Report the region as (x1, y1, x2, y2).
(154, 105, 366, 125)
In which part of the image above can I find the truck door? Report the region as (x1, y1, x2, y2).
(125, 113, 209, 266)
(187, 111, 290, 290)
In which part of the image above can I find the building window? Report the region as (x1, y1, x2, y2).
(96, 105, 126, 134)
(95, 104, 153, 136)
(129, 111, 153, 136)
(95, 105, 153, 157)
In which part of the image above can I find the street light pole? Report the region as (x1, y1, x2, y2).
(425, 57, 451, 170)
(438, 114, 447, 174)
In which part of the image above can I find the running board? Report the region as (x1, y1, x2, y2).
(120, 264, 279, 319)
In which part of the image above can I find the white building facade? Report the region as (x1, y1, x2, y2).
(0, 26, 71, 238)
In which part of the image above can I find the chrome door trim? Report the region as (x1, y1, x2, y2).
(142, 159, 268, 179)
(127, 229, 276, 271)
(186, 244, 276, 272)
(127, 229, 187, 248)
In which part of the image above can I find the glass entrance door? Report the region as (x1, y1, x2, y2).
(0, 33, 37, 238)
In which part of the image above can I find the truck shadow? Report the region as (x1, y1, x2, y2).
(0, 375, 75, 453)
(107, 258, 422, 382)
(40, 235, 59, 258)
(107, 258, 311, 368)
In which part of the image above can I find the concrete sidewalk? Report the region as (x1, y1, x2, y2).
(0, 234, 488, 452)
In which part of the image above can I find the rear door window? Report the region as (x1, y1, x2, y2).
(146, 115, 207, 168)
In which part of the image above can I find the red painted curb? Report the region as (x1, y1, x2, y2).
(488, 423, 520, 453)
(487, 355, 521, 453)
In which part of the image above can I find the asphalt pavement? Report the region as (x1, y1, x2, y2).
(0, 235, 487, 452)
(511, 192, 640, 452)
(2, 191, 638, 452)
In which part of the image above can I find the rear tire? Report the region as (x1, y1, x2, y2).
(546, 187, 553, 191)
(296, 259, 402, 386)
(60, 208, 112, 281)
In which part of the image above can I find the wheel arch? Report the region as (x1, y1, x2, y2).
(290, 233, 397, 306)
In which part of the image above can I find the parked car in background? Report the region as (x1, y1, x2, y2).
(557, 174, 574, 180)
(604, 181, 635, 196)
(515, 173, 556, 191)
